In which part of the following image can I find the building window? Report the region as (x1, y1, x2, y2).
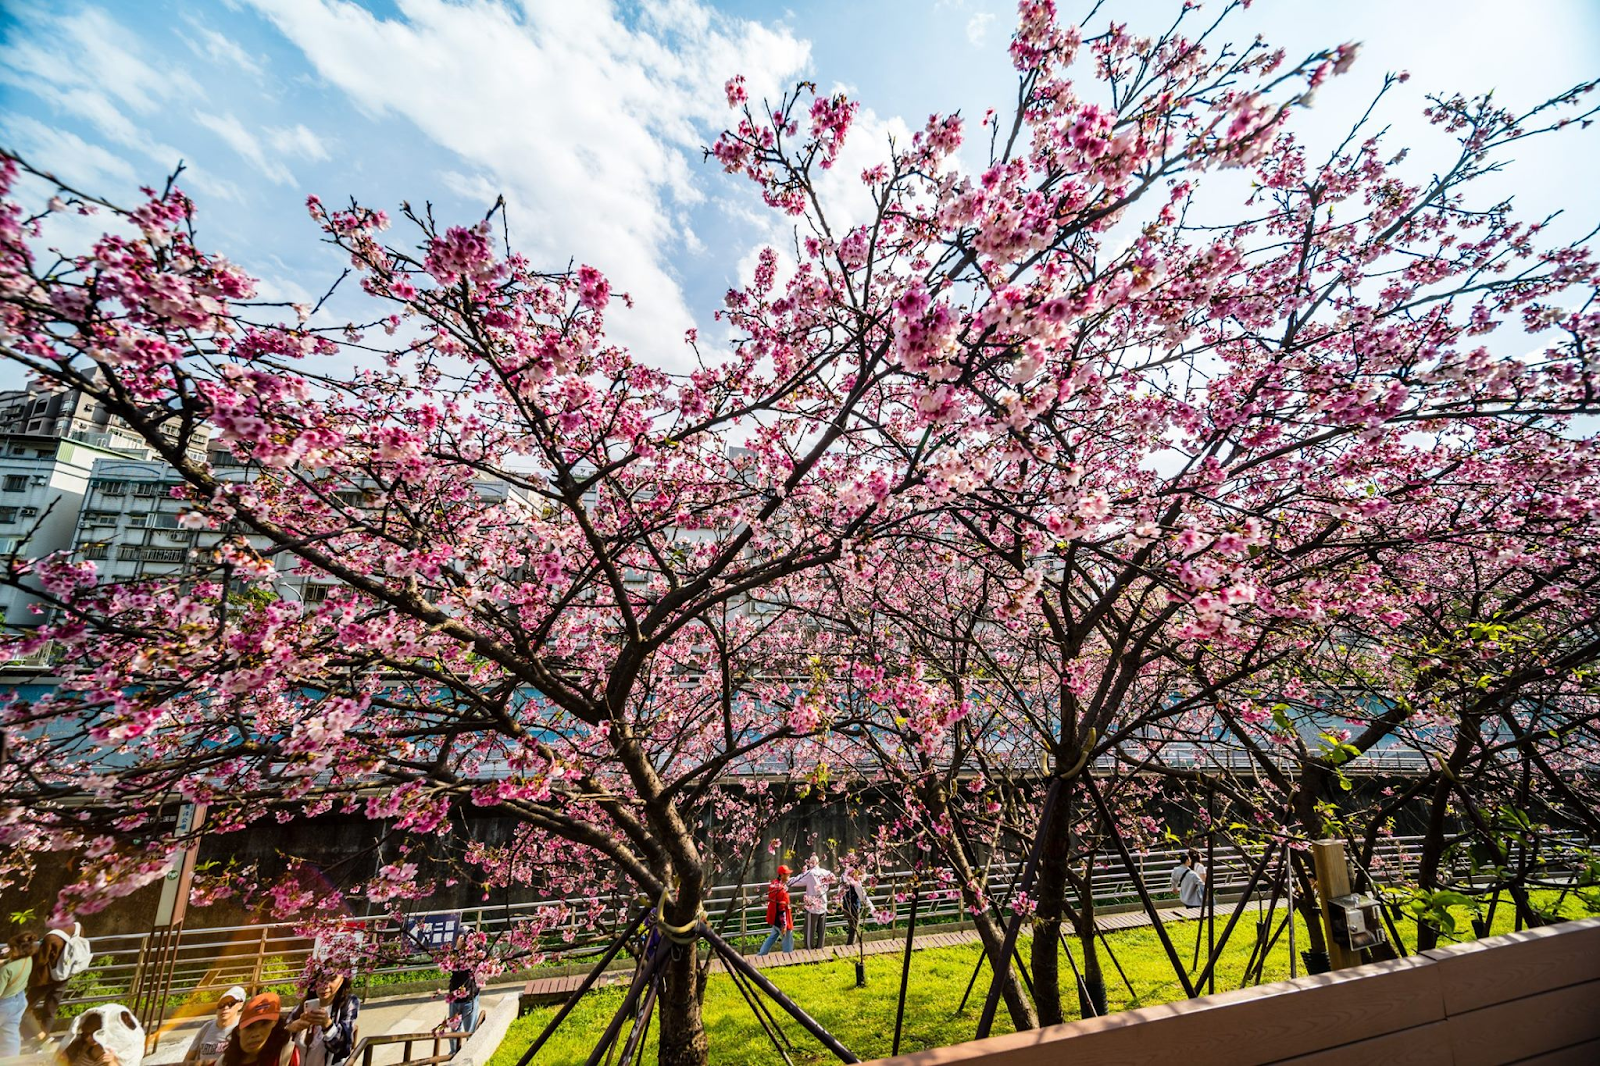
(2, 475, 26, 492)
(97, 480, 128, 496)
(81, 543, 109, 561)
(0, 507, 17, 523)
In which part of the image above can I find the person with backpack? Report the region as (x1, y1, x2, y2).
(1168, 849, 1206, 908)
(2, 933, 40, 1058)
(758, 865, 795, 955)
(28, 921, 92, 1045)
(840, 867, 871, 946)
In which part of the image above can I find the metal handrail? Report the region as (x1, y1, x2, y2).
(65, 832, 1591, 1012)
(353, 1014, 478, 1066)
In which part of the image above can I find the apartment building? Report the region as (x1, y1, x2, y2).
(74, 457, 535, 607)
(0, 378, 209, 463)
(0, 432, 156, 630)
(72, 455, 285, 585)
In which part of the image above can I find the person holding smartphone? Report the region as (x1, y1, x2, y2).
(286, 971, 359, 1066)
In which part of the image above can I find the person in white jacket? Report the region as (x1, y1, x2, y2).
(788, 857, 835, 949)
(57, 1005, 145, 1066)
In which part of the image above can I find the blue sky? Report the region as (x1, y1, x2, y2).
(2, 0, 1597, 374)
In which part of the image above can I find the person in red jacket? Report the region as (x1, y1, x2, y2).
(758, 865, 795, 955)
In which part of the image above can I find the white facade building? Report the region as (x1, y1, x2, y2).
(71, 456, 284, 587)
(0, 433, 157, 631)
(0, 378, 208, 462)
(73, 457, 532, 607)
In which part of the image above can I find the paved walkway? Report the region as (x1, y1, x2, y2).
(144, 991, 520, 1066)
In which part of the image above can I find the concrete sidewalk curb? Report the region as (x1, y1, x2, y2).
(449, 993, 518, 1066)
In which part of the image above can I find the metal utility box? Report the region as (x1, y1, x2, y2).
(1328, 893, 1388, 951)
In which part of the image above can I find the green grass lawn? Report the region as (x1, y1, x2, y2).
(491, 890, 1599, 1065)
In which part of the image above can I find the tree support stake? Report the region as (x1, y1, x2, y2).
(519, 910, 647, 1066)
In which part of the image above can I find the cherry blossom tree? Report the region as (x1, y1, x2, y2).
(0, 152, 966, 1059)
(1231, 524, 1600, 951)
(862, 7, 1600, 1015)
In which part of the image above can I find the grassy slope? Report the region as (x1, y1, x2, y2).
(491, 892, 1599, 1065)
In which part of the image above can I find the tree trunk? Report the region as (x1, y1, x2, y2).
(655, 943, 709, 1066)
(1288, 766, 1333, 957)
(1073, 897, 1107, 1018)
(925, 779, 1038, 1030)
(612, 725, 712, 1065)
(1414, 772, 1455, 951)
(1290, 850, 1328, 956)
(972, 910, 1039, 1031)
(1030, 788, 1072, 1026)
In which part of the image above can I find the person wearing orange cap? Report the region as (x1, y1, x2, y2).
(758, 865, 795, 955)
(221, 993, 298, 1066)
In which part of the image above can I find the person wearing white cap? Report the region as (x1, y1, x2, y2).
(184, 987, 248, 1066)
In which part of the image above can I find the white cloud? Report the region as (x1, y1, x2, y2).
(680, 215, 706, 255)
(11, 8, 204, 114)
(810, 104, 913, 233)
(267, 123, 330, 162)
(183, 20, 266, 76)
(195, 111, 296, 185)
(251, 270, 318, 307)
(0, 7, 241, 200)
(242, 0, 812, 368)
(966, 12, 996, 46)
(0, 115, 137, 189)
(439, 169, 502, 206)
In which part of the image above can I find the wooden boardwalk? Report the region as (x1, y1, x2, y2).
(521, 905, 1210, 1006)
